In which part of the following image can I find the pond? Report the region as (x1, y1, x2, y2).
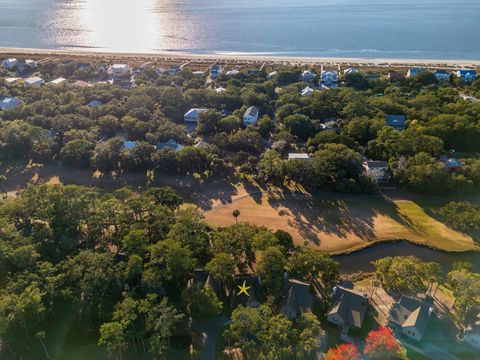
(334, 241, 480, 274)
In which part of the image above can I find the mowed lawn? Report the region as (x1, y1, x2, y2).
(204, 191, 478, 254)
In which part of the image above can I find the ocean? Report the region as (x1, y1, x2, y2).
(1, 0, 479, 60)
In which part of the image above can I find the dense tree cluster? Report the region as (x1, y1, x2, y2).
(2, 62, 480, 194)
(0, 183, 338, 359)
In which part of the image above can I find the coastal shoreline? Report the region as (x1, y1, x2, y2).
(1, 47, 479, 69)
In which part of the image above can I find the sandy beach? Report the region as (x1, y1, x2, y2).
(1, 47, 479, 70)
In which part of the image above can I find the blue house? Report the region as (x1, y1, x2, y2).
(456, 69, 477, 83)
(407, 67, 426, 78)
(386, 115, 407, 131)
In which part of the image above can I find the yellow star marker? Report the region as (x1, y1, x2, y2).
(237, 280, 251, 297)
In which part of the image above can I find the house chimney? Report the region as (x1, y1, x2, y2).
(332, 286, 337, 296)
(428, 307, 434, 317)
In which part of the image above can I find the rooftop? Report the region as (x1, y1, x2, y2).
(389, 295, 433, 335)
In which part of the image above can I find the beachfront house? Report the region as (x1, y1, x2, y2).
(388, 72, 406, 82)
(363, 160, 390, 183)
(407, 67, 426, 78)
(48, 77, 66, 85)
(2, 58, 18, 70)
(301, 86, 314, 97)
(301, 70, 316, 83)
(320, 70, 338, 87)
(386, 114, 407, 131)
(435, 70, 450, 82)
(17, 59, 37, 72)
(288, 153, 311, 160)
(243, 105, 259, 126)
(388, 295, 434, 341)
(456, 69, 477, 82)
(366, 73, 381, 81)
(343, 68, 359, 75)
(440, 155, 463, 172)
(327, 286, 368, 339)
(279, 277, 314, 319)
(184, 108, 207, 122)
(156, 139, 183, 152)
(24, 76, 45, 87)
(0, 97, 22, 110)
(110, 64, 129, 78)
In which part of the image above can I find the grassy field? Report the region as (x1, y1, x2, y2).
(204, 189, 479, 254)
(2, 162, 478, 254)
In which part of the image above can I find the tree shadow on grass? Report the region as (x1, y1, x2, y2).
(265, 189, 427, 247)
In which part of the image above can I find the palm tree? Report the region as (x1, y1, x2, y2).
(232, 209, 240, 224)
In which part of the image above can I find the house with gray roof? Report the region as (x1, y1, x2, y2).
(386, 115, 407, 131)
(0, 97, 21, 110)
(440, 155, 463, 172)
(188, 269, 220, 294)
(243, 106, 259, 126)
(279, 277, 314, 319)
(363, 160, 390, 183)
(388, 295, 434, 341)
(156, 139, 183, 152)
(327, 286, 368, 335)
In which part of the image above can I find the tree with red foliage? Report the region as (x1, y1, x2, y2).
(325, 343, 361, 360)
(364, 326, 404, 359)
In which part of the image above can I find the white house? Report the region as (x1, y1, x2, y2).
(184, 108, 207, 122)
(48, 77, 66, 85)
(363, 161, 390, 183)
(301, 86, 314, 97)
(5, 77, 21, 84)
(288, 153, 311, 160)
(320, 70, 338, 86)
(226, 69, 240, 76)
(301, 70, 316, 82)
(461, 95, 478, 103)
(24, 76, 45, 87)
(192, 70, 205, 77)
(267, 71, 278, 79)
(110, 64, 129, 78)
(2, 58, 18, 69)
(343, 68, 359, 75)
(215, 87, 227, 93)
(0, 97, 22, 110)
(243, 106, 259, 126)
